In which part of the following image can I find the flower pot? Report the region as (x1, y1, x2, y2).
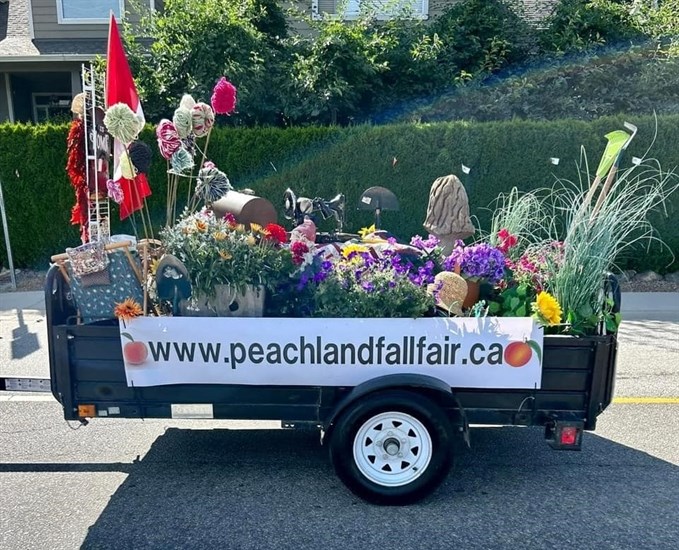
(180, 285, 265, 317)
(462, 279, 480, 309)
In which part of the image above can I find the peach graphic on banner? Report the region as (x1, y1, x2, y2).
(504, 340, 541, 368)
(121, 333, 148, 365)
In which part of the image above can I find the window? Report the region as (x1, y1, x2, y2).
(313, 0, 429, 21)
(56, 0, 123, 24)
(32, 94, 73, 123)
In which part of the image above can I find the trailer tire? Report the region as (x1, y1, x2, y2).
(328, 390, 454, 505)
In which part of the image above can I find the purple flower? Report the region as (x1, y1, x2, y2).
(443, 242, 505, 284)
(410, 234, 440, 250)
(361, 281, 375, 293)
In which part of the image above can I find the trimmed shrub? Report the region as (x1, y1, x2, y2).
(1, 117, 677, 272)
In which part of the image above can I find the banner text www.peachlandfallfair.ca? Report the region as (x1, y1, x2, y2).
(146, 335, 508, 369)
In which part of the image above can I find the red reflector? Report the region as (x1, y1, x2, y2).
(560, 426, 578, 445)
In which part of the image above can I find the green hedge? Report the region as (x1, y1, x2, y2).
(1, 116, 678, 272)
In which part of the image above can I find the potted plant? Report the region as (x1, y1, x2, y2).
(311, 245, 436, 318)
(160, 209, 293, 316)
(442, 241, 506, 308)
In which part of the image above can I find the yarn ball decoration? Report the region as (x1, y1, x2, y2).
(156, 119, 182, 160)
(104, 103, 142, 145)
(120, 150, 136, 180)
(170, 148, 195, 174)
(191, 102, 215, 138)
(107, 179, 124, 204)
(173, 108, 193, 139)
(194, 164, 232, 205)
(128, 140, 153, 174)
(211, 77, 237, 115)
(180, 94, 196, 111)
(428, 271, 468, 316)
(181, 135, 196, 157)
(71, 93, 86, 116)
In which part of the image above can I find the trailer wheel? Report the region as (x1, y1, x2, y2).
(328, 390, 454, 505)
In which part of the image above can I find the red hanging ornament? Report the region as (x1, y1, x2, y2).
(66, 118, 89, 242)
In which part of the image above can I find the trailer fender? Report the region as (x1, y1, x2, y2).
(322, 374, 468, 444)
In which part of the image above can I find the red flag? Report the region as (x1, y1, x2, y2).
(106, 13, 151, 220)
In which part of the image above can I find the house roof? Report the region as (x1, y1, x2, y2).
(0, 0, 105, 61)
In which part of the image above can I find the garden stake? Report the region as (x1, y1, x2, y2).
(592, 122, 638, 219)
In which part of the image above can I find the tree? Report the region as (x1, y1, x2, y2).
(123, 0, 289, 125)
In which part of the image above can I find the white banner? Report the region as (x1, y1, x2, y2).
(119, 317, 543, 389)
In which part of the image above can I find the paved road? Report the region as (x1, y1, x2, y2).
(1, 293, 678, 549)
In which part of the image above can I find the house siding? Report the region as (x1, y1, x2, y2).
(31, 0, 150, 40)
(311, 1, 458, 19)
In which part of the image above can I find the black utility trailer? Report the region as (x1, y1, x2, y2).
(9, 267, 619, 504)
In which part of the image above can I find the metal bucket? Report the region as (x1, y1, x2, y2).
(180, 285, 265, 317)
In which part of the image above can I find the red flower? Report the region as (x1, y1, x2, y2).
(264, 223, 288, 244)
(290, 241, 309, 265)
(211, 77, 237, 115)
(497, 228, 518, 254)
(223, 212, 237, 228)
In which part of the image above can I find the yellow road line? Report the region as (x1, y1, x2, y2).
(613, 397, 679, 404)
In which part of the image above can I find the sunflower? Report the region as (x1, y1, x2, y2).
(532, 291, 562, 326)
(342, 243, 369, 259)
(114, 298, 143, 322)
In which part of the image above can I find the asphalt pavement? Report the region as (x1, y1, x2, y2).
(1, 290, 678, 549)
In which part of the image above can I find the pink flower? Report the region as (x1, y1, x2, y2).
(211, 77, 237, 115)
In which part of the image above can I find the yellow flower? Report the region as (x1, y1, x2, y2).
(235, 224, 246, 233)
(250, 223, 264, 234)
(245, 235, 256, 246)
(195, 220, 207, 232)
(149, 259, 160, 276)
(219, 250, 233, 260)
(342, 243, 369, 259)
(114, 298, 143, 322)
(214, 231, 227, 241)
(533, 291, 562, 326)
(358, 224, 376, 239)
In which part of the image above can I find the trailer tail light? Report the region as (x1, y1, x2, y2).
(560, 426, 578, 446)
(78, 404, 96, 418)
(546, 421, 583, 450)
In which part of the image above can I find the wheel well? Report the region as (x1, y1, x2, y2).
(322, 375, 467, 442)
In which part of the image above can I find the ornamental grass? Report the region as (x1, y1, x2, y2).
(548, 152, 678, 332)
